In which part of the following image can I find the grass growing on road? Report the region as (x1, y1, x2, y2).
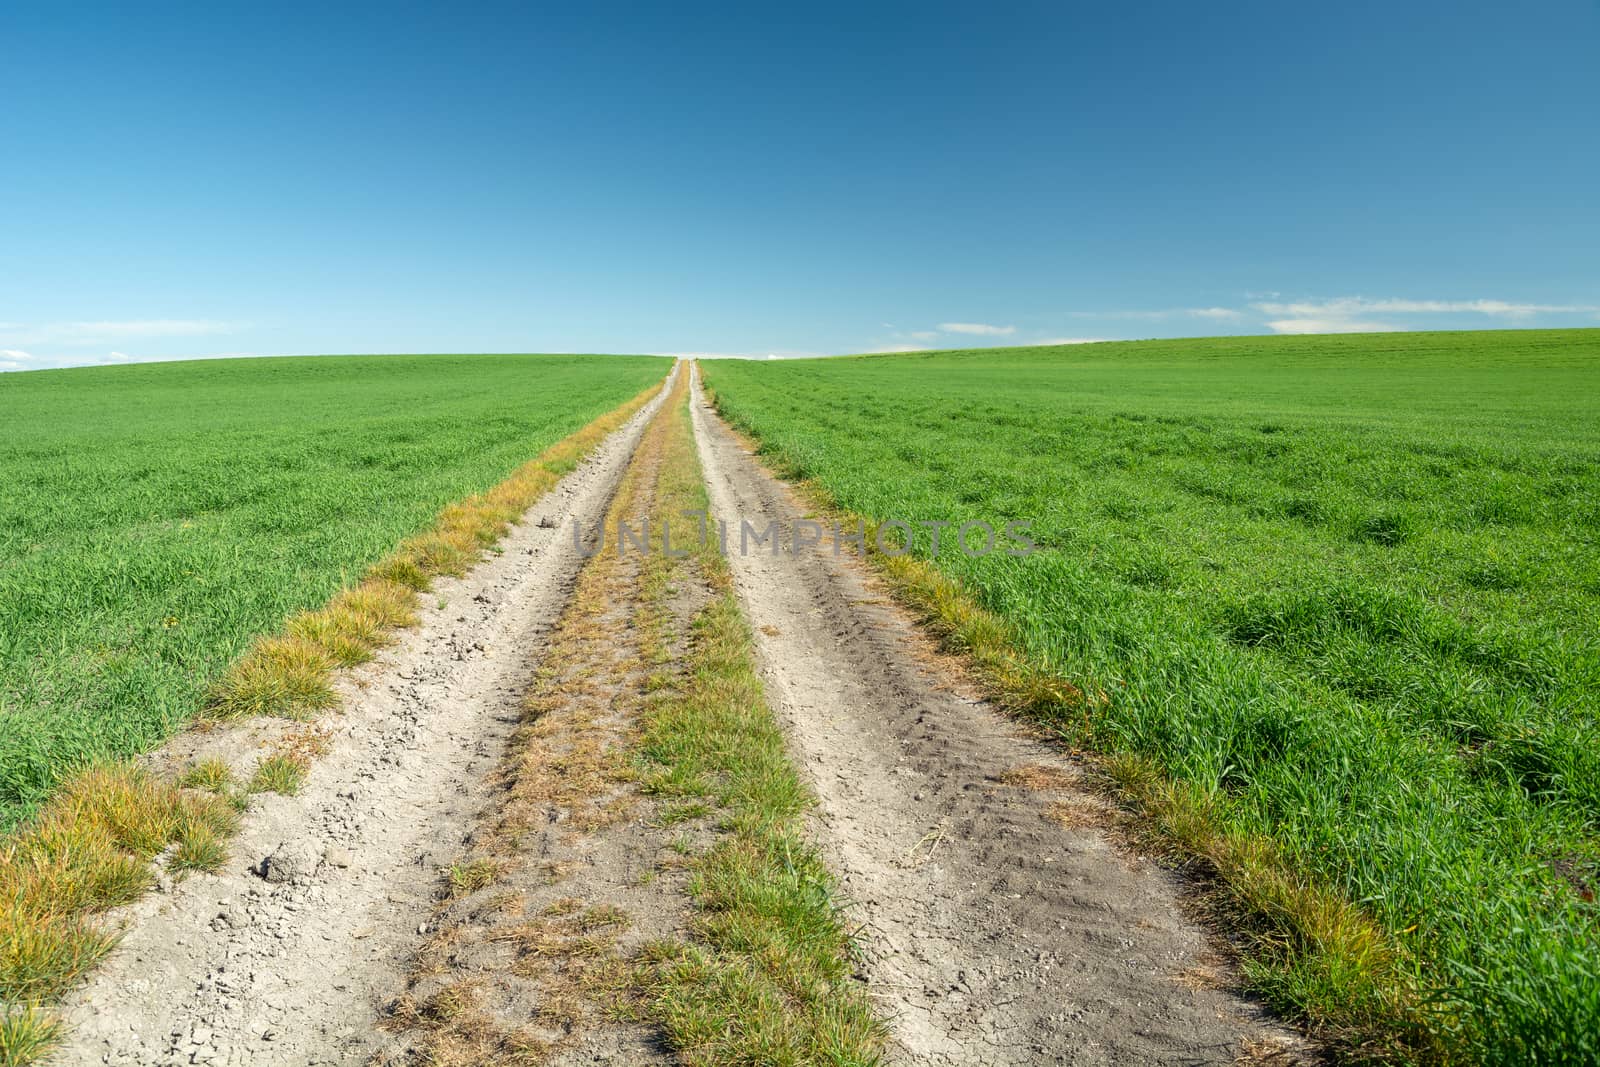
(634, 376, 885, 1065)
(0, 352, 668, 829)
(703, 330, 1600, 1064)
(0, 1006, 60, 1067)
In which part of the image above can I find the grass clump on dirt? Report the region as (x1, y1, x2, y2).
(702, 330, 1600, 1064)
(0, 764, 237, 1010)
(0, 1006, 61, 1067)
(179, 757, 233, 794)
(631, 381, 885, 1065)
(448, 859, 501, 898)
(247, 754, 307, 797)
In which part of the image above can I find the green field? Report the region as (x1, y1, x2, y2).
(0, 354, 668, 830)
(701, 330, 1600, 1064)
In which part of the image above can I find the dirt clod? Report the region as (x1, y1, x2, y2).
(257, 841, 319, 884)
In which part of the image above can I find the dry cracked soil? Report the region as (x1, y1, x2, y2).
(52, 361, 1313, 1066)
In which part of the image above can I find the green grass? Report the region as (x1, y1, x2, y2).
(0, 1005, 61, 1067)
(701, 329, 1600, 1064)
(246, 754, 307, 797)
(0, 353, 668, 830)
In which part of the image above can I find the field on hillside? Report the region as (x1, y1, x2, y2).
(701, 330, 1600, 1063)
(0, 354, 668, 829)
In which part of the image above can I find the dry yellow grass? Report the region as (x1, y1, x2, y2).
(247, 754, 307, 796)
(1102, 753, 1430, 1056)
(206, 634, 339, 721)
(0, 765, 238, 1004)
(997, 763, 1077, 792)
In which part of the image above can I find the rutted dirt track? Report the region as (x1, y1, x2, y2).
(54, 359, 1308, 1065)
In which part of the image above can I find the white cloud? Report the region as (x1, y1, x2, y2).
(1032, 337, 1107, 346)
(0, 319, 240, 347)
(1065, 307, 1242, 321)
(938, 322, 1015, 336)
(1251, 294, 1600, 335)
(648, 349, 826, 361)
(1252, 297, 1600, 319)
(1066, 310, 1154, 320)
(865, 344, 927, 354)
(909, 330, 938, 342)
(1265, 318, 1402, 335)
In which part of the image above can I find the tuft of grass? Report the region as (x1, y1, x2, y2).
(367, 555, 431, 591)
(540, 896, 584, 917)
(579, 903, 631, 930)
(247, 754, 307, 797)
(447, 858, 500, 897)
(166, 791, 239, 876)
(50, 765, 180, 858)
(179, 758, 233, 794)
(206, 635, 338, 721)
(285, 611, 380, 667)
(332, 578, 420, 630)
(0, 1005, 62, 1067)
(656, 801, 711, 826)
(0, 763, 237, 1004)
(169, 824, 227, 874)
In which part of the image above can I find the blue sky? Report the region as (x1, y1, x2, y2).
(2, 1, 1597, 371)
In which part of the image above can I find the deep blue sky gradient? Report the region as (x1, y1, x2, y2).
(3, 1, 1597, 369)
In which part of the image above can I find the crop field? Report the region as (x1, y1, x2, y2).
(701, 329, 1600, 1063)
(0, 354, 669, 830)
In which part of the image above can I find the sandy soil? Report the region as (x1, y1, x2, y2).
(688, 366, 1310, 1065)
(53, 369, 676, 1067)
